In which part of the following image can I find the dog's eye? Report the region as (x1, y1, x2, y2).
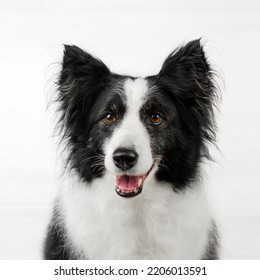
(148, 113, 163, 125)
(103, 113, 117, 124)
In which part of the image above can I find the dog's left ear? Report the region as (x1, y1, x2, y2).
(159, 39, 211, 86)
(159, 39, 217, 143)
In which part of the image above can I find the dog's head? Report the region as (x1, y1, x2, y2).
(56, 39, 217, 197)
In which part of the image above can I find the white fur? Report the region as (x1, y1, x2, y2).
(59, 173, 211, 259)
(58, 78, 212, 259)
(104, 78, 153, 176)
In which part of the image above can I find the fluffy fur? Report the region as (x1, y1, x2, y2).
(44, 39, 219, 260)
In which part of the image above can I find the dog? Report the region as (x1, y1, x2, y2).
(44, 39, 219, 260)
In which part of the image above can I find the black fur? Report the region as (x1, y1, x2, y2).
(203, 220, 220, 260)
(44, 210, 72, 260)
(56, 45, 126, 182)
(145, 39, 218, 189)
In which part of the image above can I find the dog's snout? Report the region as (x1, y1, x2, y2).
(113, 148, 138, 171)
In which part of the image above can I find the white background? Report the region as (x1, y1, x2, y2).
(0, 0, 259, 259)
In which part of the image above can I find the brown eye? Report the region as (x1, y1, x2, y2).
(148, 113, 163, 125)
(103, 113, 117, 124)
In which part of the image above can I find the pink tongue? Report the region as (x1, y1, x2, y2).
(116, 175, 142, 191)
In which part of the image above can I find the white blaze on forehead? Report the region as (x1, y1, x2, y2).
(104, 77, 153, 176)
(124, 78, 148, 111)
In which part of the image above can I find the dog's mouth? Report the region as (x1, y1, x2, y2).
(115, 165, 154, 198)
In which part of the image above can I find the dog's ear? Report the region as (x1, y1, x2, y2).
(59, 45, 110, 86)
(56, 45, 111, 140)
(159, 39, 211, 85)
(159, 39, 218, 143)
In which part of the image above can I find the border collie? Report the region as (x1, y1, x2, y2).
(44, 39, 219, 260)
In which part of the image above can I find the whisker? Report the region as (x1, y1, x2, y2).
(153, 154, 171, 170)
(80, 155, 105, 165)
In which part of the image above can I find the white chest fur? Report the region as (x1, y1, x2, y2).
(59, 173, 211, 259)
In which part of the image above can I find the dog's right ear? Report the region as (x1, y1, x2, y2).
(59, 44, 110, 86)
(56, 45, 111, 140)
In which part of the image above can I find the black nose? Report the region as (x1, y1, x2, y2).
(113, 148, 138, 171)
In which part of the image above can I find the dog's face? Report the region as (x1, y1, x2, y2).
(57, 40, 217, 197)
